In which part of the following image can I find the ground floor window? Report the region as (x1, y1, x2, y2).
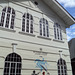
(57, 58, 67, 75)
(3, 53, 22, 75)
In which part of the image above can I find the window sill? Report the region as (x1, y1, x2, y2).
(19, 31, 35, 37)
(0, 27, 16, 32)
(53, 39, 64, 43)
(37, 35, 51, 40)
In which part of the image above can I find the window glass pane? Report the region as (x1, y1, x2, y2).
(64, 66, 66, 69)
(58, 66, 60, 69)
(63, 60, 66, 65)
(31, 15, 33, 20)
(58, 70, 60, 73)
(5, 14, 10, 28)
(10, 63, 15, 74)
(0, 11, 6, 27)
(27, 13, 29, 19)
(7, 7, 11, 13)
(22, 18, 25, 32)
(57, 28, 59, 39)
(46, 20, 48, 24)
(43, 24, 45, 36)
(12, 9, 15, 15)
(65, 70, 67, 74)
(40, 23, 42, 36)
(61, 70, 63, 73)
(12, 15, 15, 19)
(47, 26, 49, 37)
(10, 18, 15, 29)
(2, 12, 5, 17)
(3, 7, 6, 12)
(23, 14, 25, 18)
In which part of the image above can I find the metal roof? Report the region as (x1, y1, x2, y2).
(43, 0, 75, 28)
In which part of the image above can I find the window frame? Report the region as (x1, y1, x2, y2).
(39, 18, 49, 37)
(21, 13, 34, 34)
(3, 53, 22, 75)
(0, 6, 15, 30)
(57, 58, 67, 75)
(54, 23, 62, 40)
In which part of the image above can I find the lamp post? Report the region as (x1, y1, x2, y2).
(12, 43, 17, 52)
(59, 50, 62, 58)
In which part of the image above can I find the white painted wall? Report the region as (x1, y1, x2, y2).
(0, 0, 72, 75)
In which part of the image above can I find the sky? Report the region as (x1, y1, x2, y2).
(57, 0, 75, 41)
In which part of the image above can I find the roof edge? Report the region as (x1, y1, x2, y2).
(55, 0, 75, 21)
(43, 0, 75, 27)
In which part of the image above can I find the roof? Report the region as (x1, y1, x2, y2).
(43, 0, 75, 28)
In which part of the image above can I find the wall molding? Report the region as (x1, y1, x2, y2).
(0, 37, 69, 50)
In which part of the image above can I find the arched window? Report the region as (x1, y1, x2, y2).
(0, 7, 15, 29)
(54, 23, 62, 40)
(22, 13, 33, 33)
(3, 53, 22, 75)
(40, 18, 49, 37)
(57, 58, 67, 75)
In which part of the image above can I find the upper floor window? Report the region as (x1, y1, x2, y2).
(22, 13, 33, 33)
(57, 58, 67, 75)
(3, 53, 22, 75)
(0, 7, 15, 29)
(54, 23, 62, 40)
(40, 18, 49, 37)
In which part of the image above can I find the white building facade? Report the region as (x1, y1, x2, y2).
(0, 0, 75, 75)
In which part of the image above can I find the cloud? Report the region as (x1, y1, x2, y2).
(66, 24, 75, 41)
(72, 32, 75, 35)
(70, 25, 75, 29)
(67, 35, 72, 41)
(57, 0, 75, 7)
